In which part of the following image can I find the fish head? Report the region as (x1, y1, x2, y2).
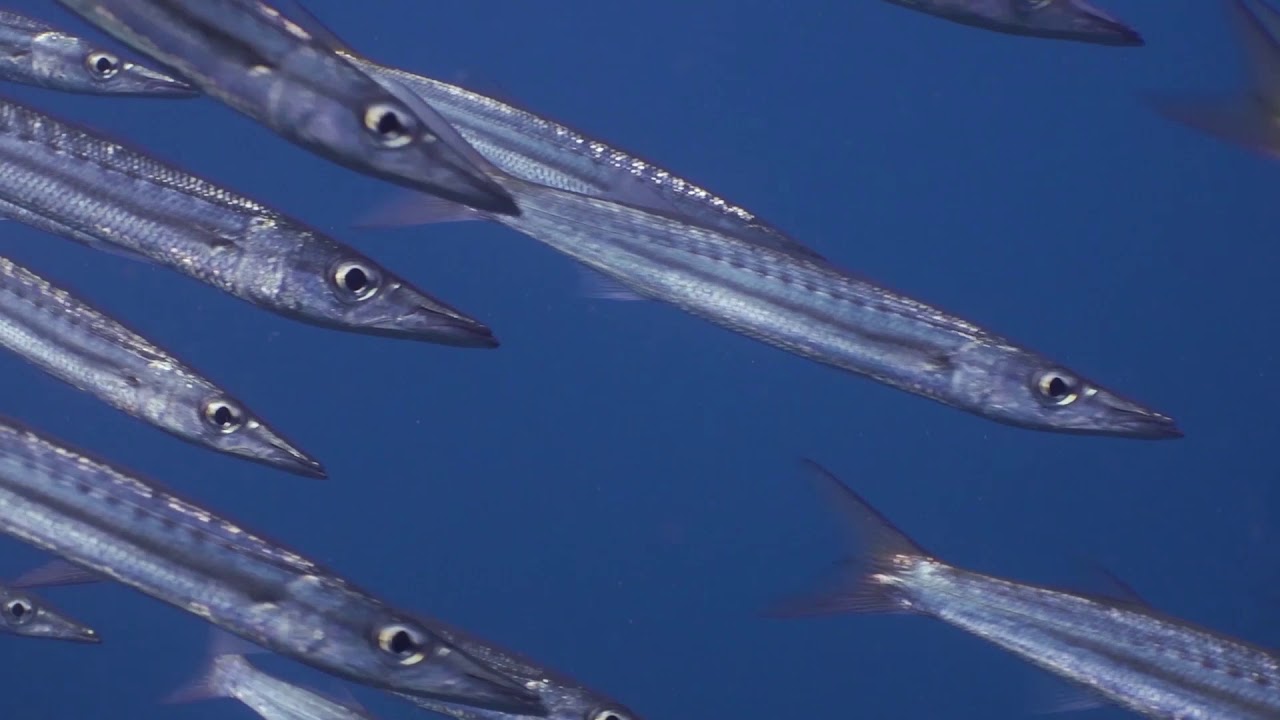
(314, 612, 546, 714)
(275, 238, 498, 347)
(184, 391, 326, 478)
(1007, 0, 1144, 46)
(287, 80, 516, 214)
(28, 31, 197, 96)
(0, 588, 99, 643)
(950, 347, 1181, 438)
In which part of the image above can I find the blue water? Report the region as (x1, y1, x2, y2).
(0, 1, 1273, 718)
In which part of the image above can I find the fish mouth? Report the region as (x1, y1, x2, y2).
(1091, 391, 1182, 439)
(380, 303, 500, 348)
(122, 64, 199, 97)
(424, 161, 520, 217)
(419, 651, 547, 715)
(30, 611, 101, 644)
(1074, 4, 1144, 46)
(246, 426, 327, 479)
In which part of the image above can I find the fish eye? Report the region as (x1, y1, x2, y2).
(1034, 370, 1080, 406)
(331, 260, 382, 301)
(590, 711, 632, 720)
(4, 599, 31, 623)
(376, 623, 429, 665)
(203, 399, 245, 433)
(363, 103, 416, 148)
(84, 51, 120, 80)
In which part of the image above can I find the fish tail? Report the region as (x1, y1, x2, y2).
(767, 459, 930, 617)
(162, 631, 262, 704)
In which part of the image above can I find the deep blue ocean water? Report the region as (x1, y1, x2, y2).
(0, 1, 1273, 718)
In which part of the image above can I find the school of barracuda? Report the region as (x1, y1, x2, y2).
(0, 1, 1270, 719)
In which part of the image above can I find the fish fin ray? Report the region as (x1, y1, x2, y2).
(766, 460, 928, 618)
(1229, 0, 1280, 104)
(1029, 673, 1110, 715)
(1145, 93, 1280, 157)
(579, 267, 646, 301)
(356, 191, 484, 228)
(10, 559, 102, 589)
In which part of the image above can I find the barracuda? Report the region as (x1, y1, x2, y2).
(0, 254, 321, 476)
(0, 417, 546, 714)
(0, 95, 496, 347)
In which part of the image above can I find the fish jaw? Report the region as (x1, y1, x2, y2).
(221, 421, 327, 479)
(350, 282, 500, 347)
(21, 605, 101, 643)
(114, 61, 199, 97)
(1057, 1, 1145, 46)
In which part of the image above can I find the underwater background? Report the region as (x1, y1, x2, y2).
(0, 1, 1274, 718)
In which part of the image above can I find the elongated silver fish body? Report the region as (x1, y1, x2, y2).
(899, 562, 1280, 719)
(479, 178, 1178, 437)
(0, 94, 496, 347)
(55, 0, 518, 214)
(784, 461, 1280, 720)
(187, 653, 375, 720)
(0, 418, 544, 714)
(332, 41, 1178, 437)
(0, 254, 321, 476)
(0, 10, 193, 96)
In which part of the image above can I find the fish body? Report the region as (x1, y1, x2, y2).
(780, 461, 1280, 719)
(54, 0, 517, 214)
(0, 94, 495, 347)
(0, 254, 322, 476)
(326, 35, 1177, 436)
(337, 54, 824, 264)
(0, 578, 98, 643)
(177, 651, 376, 720)
(882, 0, 1143, 45)
(1149, 1, 1280, 159)
(375, 169, 1177, 437)
(397, 621, 638, 720)
(0, 418, 544, 714)
(0, 9, 193, 95)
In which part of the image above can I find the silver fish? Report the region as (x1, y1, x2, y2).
(0, 9, 194, 96)
(0, 573, 98, 643)
(172, 647, 376, 720)
(0, 254, 322, 477)
(0, 417, 544, 714)
(397, 621, 639, 720)
(0, 94, 496, 348)
(375, 174, 1177, 437)
(307, 25, 1177, 437)
(54, 0, 518, 215)
(775, 460, 1280, 719)
(279, 6, 822, 265)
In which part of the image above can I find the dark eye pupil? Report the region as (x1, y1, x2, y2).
(342, 267, 369, 292)
(390, 630, 414, 654)
(95, 57, 112, 72)
(1047, 377, 1067, 397)
(9, 603, 26, 618)
(376, 111, 405, 136)
(213, 405, 234, 426)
